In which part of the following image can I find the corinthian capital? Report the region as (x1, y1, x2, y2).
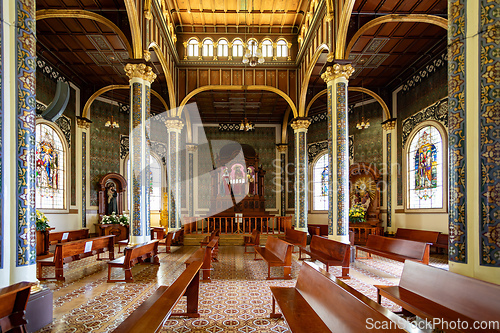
(164, 118, 185, 131)
(290, 118, 311, 131)
(321, 63, 355, 83)
(124, 63, 157, 83)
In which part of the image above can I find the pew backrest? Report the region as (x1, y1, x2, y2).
(49, 229, 89, 244)
(56, 235, 115, 261)
(265, 237, 292, 265)
(310, 235, 349, 261)
(0, 282, 32, 333)
(124, 240, 159, 266)
(284, 228, 307, 247)
(400, 260, 500, 323)
(395, 228, 439, 244)
(366, 235, 428, 260)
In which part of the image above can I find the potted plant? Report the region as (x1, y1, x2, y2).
(36, 210, 50, 231)
(349, 204, 366, 224)
(36, 210, 51, 256)
(99, 212, 129, 243)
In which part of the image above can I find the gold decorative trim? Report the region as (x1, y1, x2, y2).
(144, 50, 151, 62)
(276, 144, 288, 153)
(124, 63, 157, 83)
(124, 0, 142, 58)
(335, 0, 356, 59)
(348, 86, 391, 120)
(177, 85, 298, 119)
(321, 64, 355, 82)
(345, 14, 448, 59)
(164, 118, 185, 131)
(148, 42, 177, 111)
(290, 118, 311, 131)
(382, 120, 397, 131)
(77, 118, 91, 129)
(298, 44, 330, 117)
(305, 90, 327, 116)
(36, 9, 134, 59)
(281, 107, 291, 144)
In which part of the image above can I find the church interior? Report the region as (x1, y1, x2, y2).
(0, 0, 499, 331)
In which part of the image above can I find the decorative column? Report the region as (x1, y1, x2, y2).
(165, 118, 184, 230)
(447, 0, 499, 283)
(321, 64, 355, 244)
(124, 63, 156, 245)
(291, 119, 311, 231)
(382, 119, 396, 232)
(186, 143, 198, 217)
(76, 118, 91, 229)
(0, 0, 38, 285)
(276, 144, 288, 216)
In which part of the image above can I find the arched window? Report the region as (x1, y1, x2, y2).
(247, 39, 258, 55)
(202, 39, 214, 57)
(262, 40, 273, 57)
(232, 39, 243, 57)
(187, 38, 199, 57)
(312, 153, 329, 210)
(406, 123, 446, 209)
(217, 39, 228, 57)
(126, 155, 162, 212)
(35, 122, 66, 209)
(276, 39, 288, 58)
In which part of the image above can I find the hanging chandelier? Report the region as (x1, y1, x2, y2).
(105, 115, 120, 129)
(240, 117, 254, 131)
(242, 0, 264, 67)
(356, 117, 370, 130)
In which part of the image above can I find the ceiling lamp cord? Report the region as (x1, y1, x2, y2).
(242, 0, 264, 66)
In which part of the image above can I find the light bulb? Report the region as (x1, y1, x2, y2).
(255, 48, 262, 57)
(242, 57, 249, 64)
(249, 58, 257, 67)
(105, 120, 111, 127)
(258, 57, 265, 64)
(244, 48, 252, 58)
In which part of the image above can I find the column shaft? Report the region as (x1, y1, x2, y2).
(291, 119, 310, 231)
(165, 119, 184, 230)
(277, 144, 288, 216)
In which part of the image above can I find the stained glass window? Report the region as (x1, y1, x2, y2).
(313, 153, 329, 210)
(407, 125, 443, 209)
(36, 123, 66, 209)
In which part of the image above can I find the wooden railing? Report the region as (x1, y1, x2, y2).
(183, 216, 292, 235)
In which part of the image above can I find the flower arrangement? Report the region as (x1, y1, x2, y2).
(36, 210, 51, 231)
(101, 212, 129, 227)
(349, 204, 366, 223)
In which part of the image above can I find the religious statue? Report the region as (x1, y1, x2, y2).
(232, 165, 245, 196)
(361, 192, 371, 211)
(247, 167, 255, 196)
(220, 167, 231, 196)
(107, 183, 118, 215)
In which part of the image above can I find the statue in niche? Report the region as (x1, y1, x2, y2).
(106, 182, 118, 215)
(232, 164, 245, 196)
(220, 166, 231, 196)
(247, 167, 255, 196)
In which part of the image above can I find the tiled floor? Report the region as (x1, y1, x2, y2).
(37, 246, 448, 332)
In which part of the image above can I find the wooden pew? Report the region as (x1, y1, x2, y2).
(0, 282, 32, 333)
(308, 226, 320, 236)
(280, 228, 307, 253)
(432, 233, 448, 254)
(151, 227, 175, 253)
(171, 229, 184, 246)
(49, 228, 89, 245)
(395, 228, 440, 244)
(200, 231, 219, 262)
(244, 229, 261, 253)
(37, 235, 115, 281)
(270, 262, 418, 333)
(299, 235, 350, 278)
(356, 235, 430, 265)
(376, 260, 500, 332)
(107, 240, 160, 283)
(185, 238, 218, 282)
(113, 260, 203, 333)
(254, 236, 293, 280)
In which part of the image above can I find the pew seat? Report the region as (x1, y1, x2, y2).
(107, 240, 160, 283)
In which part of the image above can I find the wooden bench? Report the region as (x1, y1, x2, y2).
(200, 231, 219, 262)
(308, 226, 320, 236)
(356, 234, 431, 265)
(151, 227, 175, 253)
(0, 282, 32, 333)
(171, 229, 184, 246)
(185, 238, 218, 282)
(432, 233, 448, 254)
(395, 228, 440, 245)
(280, 228, 307, 253)
(299, 235, 350, 278)
(37, 235, 115, 281)
(244, 229, 261, 253)
(107, 240, 160, 283)
(113, 260, 203, 333)
(376, 260, 500, 332)
(270, 262, 418, 333)
(254, 236, 293, 280)
(49, 228, 89, 245)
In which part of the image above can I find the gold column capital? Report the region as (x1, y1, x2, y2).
(164, 118, 185, 131)
(186, 144, 198, 152)
(76, 117, 91, 130)
(382, 119, 397, 131)
(276, 143, 288, 153)
(124, 63, 157, 83)
(321, 63, 355, 83)
(143, 50, 151, 62)
(290, 118, 311, 131)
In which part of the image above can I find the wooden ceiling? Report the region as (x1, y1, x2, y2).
(36, 0, 448, 122)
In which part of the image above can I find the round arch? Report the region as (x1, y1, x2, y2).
(344, 14, 448, 59)
(298, 44, 329, 117)
(148, 42, 176, 111)
(177, 85, 298, 119)
(36, 9, 134, 59)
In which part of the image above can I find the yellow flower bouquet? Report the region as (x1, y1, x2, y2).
(349, 204, 366, 223)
